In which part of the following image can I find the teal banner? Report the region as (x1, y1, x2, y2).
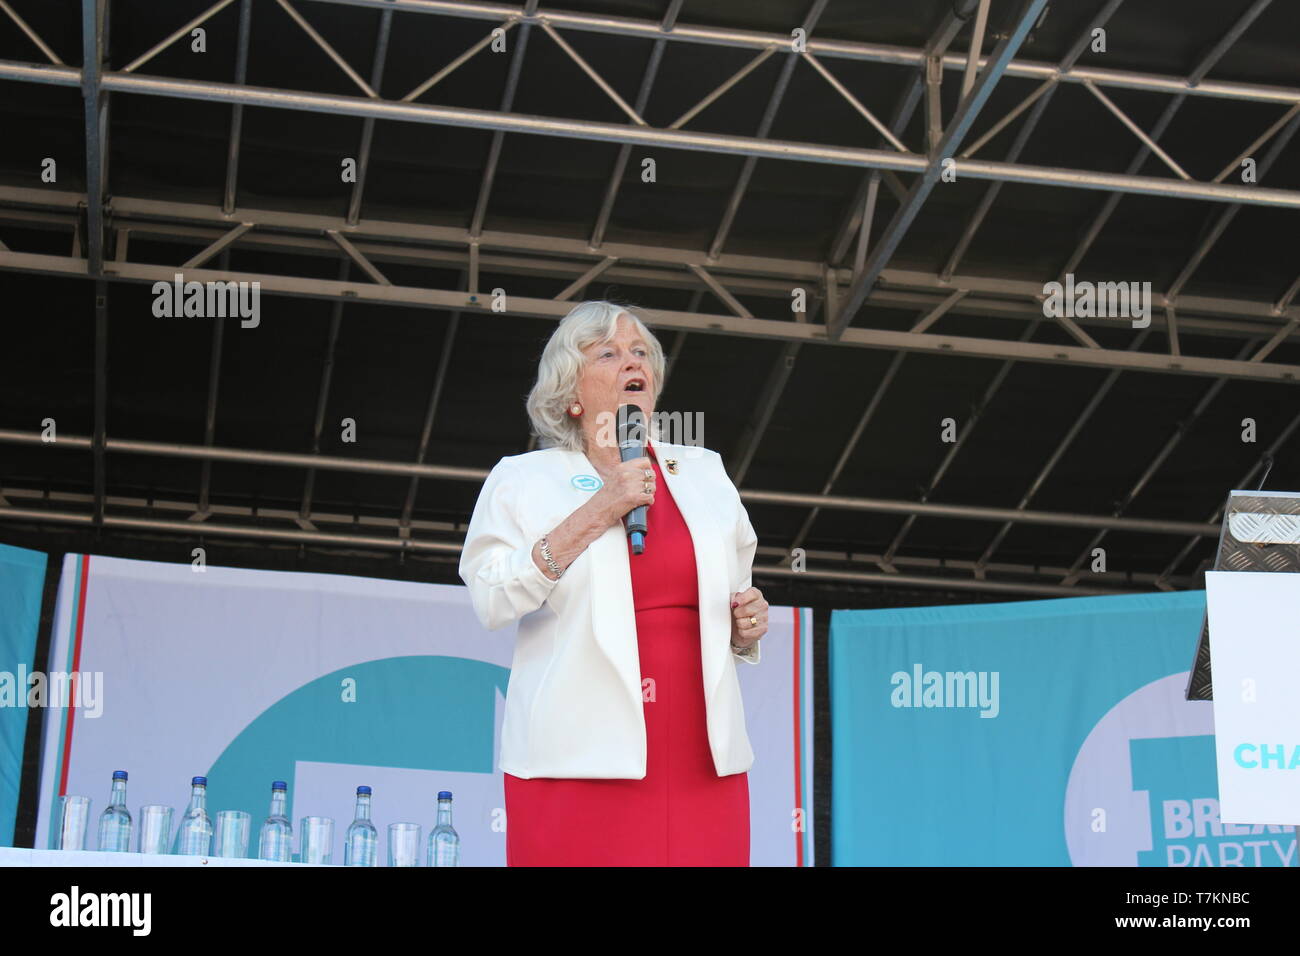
(831, 591, 1297, 866)
(0, 543, 47, 847)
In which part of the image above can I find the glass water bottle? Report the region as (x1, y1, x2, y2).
(175, 776, 213, 856)
(344, 786, 378, 866)
(96, 770, 132, 852)
(258, 780, 293, 862)
(427, 790, 460, 867)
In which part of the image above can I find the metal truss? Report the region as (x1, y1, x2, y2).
(0, 489, 1176, 598)
(40, 476, 1157, 593)
(4, 56, 1300, 212)
(0, 427, 1217, 597)
(1, 0, 1297, 599)
(2, 191, 1298, 382)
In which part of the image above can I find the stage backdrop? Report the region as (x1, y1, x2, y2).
(0, 543, 47, 846)
(831, 590, 1297, 867)
(33, 554, 814, 865)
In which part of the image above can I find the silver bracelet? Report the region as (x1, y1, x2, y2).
(539, 534, 564, 579)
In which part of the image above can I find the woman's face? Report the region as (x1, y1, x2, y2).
(575, 314, 656, 446)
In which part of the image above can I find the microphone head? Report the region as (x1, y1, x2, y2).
(617, 403, 646, 449)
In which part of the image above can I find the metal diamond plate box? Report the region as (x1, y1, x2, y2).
(1186, 490, 1300, 700)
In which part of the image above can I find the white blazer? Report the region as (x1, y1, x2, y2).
(459, 439, 760, 780)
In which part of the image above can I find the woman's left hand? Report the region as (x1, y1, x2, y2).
(730, 587, 768, 649)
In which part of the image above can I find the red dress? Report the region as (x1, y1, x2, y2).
(503, 442, 750, 866)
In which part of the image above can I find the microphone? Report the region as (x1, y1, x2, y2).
(617, 403, 649, 554)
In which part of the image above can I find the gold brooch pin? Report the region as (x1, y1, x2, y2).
(665, 458, 679, 474)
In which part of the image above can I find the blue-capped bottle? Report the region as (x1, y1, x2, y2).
(427, 790, 460, 867)
(174, 776, 213, 856)
(344, 786, 378, 867)
(96, 770, 132, 852)
(258, 781, 292, 862)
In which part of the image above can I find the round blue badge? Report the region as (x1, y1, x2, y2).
(571, 474, 603, 491)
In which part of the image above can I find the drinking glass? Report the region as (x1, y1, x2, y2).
(300, 816, 334, 865)
(388, 822, 421, 867)
(213, 810, 251, 859)
(53, 795, 91, 851)
(137, 806, 173, 855)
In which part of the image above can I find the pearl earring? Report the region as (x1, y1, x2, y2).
(569, 402, 582, 416)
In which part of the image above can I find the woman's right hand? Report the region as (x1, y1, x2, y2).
(531, 456, 657, 581)
(592, 455, 655, 525)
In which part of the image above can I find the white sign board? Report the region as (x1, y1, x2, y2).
(1204, 570, 1300, 825)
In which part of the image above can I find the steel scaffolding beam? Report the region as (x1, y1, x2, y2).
(0, 499, 1145, 597)
(589, 0, 680, 249)
(882, 320, 1045, 564)
(299, 0, 1300, 106)
(1056, 338, 1259, 586)
(5, 489, 1190, 595)
(79, 1, 107, 275)
(736, 3, 972, 497)
(830, 0, 1049, 340)
(942, 0, 1126, 280)
(195, 251, 229, 518)
(222, 0, 253, 215)
(976, 328, 1155, 574)
(397, 297, 462, 534)
(3, 61, 1299, 213)
(1, 184, 1297, 345)
(3, 249, 1299, 383)
(0, 483, 1199, 592)
(0, 428, 1221, 537)
(0, 0, 63, 64)
(298, 258, 352, 526)
(469, 12, 532, 239)
(346, 0, 396, 224)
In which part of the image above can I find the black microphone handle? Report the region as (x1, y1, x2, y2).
(617, 405, 649, 552)
(620, 440, 648, 545)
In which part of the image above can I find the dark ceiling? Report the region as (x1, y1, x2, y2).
(0, 0, 1298, 610)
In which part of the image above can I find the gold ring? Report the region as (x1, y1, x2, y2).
(643, 469, 653, 480)
(748, 616, 757, 628)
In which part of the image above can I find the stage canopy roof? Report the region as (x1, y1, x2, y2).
(1, 0, 1298, 607)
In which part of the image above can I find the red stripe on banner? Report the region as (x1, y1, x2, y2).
(792, 606, 804, 867)
(57, 555, 90, 797)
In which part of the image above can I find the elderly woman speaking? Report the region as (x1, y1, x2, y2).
(459, 300, 767, 867)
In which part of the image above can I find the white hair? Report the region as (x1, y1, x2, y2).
(526, 301, 666, 453)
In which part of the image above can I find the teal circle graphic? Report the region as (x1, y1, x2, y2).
(201, 655, 510, 828)
(571, 474, 602, 491)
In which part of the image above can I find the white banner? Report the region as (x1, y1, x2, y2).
(1205, 570, 1300, 825)
(36, 554, 813, 865)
